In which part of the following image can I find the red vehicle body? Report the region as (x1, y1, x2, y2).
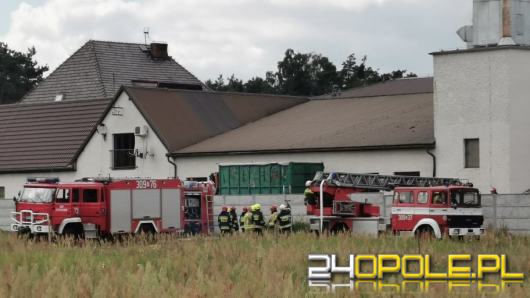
(11, 178, 215, 238)
(306, 172, 485, 238)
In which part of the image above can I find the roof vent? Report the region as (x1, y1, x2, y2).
(54, 94, 64, 102)
(150, 42, 168, 59)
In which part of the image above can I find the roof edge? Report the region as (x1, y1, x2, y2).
(168, 142, 436, 158)
(430, 45, 530, 56)
(0, 165, 76, 175)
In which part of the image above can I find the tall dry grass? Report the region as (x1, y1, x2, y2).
(0, 231, 528, 297)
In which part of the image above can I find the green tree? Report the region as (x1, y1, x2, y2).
(244, 74, 276, 94)
(206, 49, 417, 96)
(0, 42, 48, 104)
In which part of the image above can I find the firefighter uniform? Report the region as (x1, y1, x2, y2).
(251, 204, 265, 234)
(239, 209, 248, 232)
(243, 209, 254, 232)
(304, 181, 316, 205)
(218, 208, 231, 234)
(268, 207, 278, 230)
(229, 208, 239, 232)
(278, 204, 292, 233)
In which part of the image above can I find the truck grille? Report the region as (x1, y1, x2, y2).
(447, 215, 483, 228)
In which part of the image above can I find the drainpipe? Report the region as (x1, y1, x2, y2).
(166, 155, 177, 178)
(426, 149, 436, 177)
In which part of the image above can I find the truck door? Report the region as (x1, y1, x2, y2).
(391, 190, 415, 232)
(429, 190, 449, 228)
(79, 188, 106, 227)
(52, 188, 72, 225)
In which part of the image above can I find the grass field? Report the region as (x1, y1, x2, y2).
(0, 231, 528, 297)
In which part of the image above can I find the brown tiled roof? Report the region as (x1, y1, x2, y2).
(0, 99, 110, 172)
(123, 87, 308, 152)
(313, 77, 433, 99)
(21, 40, 204, 103)
(172, 92, 434, 156)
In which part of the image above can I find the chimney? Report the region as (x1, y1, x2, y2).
(499, 0, 516, 45)
(150, 42, 168, 59)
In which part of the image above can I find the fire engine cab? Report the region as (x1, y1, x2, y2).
(306, 172, 485, 238)
(11, 177, 215, 239)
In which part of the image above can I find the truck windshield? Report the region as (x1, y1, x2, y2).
(450, 190, 481, 208)
(18, 188, 56, 203)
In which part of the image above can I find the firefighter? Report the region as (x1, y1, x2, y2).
(251, 204, 265, 235)
(218, 206, 231, 235)
(267, 205, 279, 230)
(229, 206, 239, 232)
(243, 206, 254, 233)
(240, 207, 249, 232)
(304, 181, 316, 205)
(277, 204, 293, 233)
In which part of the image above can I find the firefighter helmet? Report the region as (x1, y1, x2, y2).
(222, 206, 228, 212)
(305, 180, 312, 187)
(279, 204, 287, 210)
(271, 205, 277, 212)
(243, 207, 248, 212)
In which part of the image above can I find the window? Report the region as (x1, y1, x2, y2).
(113, 133, 135, 169)
(394, 191, 413, 204)
(394, 172, 420, 177)
(432, 192, 447, 205)
(56, 189, 70, 203)
(417, 192, 429, 204)
(464, 139, 480, 168)
(83, 189, 99, 203)
(72, 189, 80, 203)
(0, 187, 4, 199)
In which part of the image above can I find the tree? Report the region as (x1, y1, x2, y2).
(206, 49, 418, 96)
(0, 42, 48, 104)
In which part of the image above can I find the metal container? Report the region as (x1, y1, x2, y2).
(219, 162, 324, 195)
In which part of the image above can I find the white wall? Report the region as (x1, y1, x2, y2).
(76, 92, 173, 179)
(175, 149, 433, 179)
(0, 92, 173, 198)
(434, 48, 530, 193)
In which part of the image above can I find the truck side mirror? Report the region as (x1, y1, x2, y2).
(13, 196, 17, 202)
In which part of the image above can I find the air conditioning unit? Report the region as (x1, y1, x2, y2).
(134, 125, 149, 137)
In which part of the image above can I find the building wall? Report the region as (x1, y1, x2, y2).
(174, 149, 434, 179)
(75, 92, 173, 179)
(434, 48, 530, 193)
(0, 92, 173, 198)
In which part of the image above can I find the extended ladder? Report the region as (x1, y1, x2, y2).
(313, 172, 465, 191)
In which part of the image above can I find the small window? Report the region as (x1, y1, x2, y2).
(394, 172, 420, 177)
(112, 133, 136, 169)
(417, 192, 429, 204)
(83, 189, 98, 203)
(55, 189, 70, 203)
(395, 191, 413, 204)
(464, 139, 480, 168)
(0, 187, 4, 199)
(432, 192, 447, 205)
(72, 189, 80, 203)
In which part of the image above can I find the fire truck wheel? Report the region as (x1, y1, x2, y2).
(62, 224, 84, 240)
(330, 223, 349, 235)
(415, 226, 434, 240)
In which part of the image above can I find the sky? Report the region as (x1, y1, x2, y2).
(0, 0, 473, 81)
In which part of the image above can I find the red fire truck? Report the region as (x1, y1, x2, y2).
(11, 177, 215, 239)
(306, 172, 485, 238)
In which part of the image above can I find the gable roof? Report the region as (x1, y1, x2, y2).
(0, 99, 110, 173)
(313, 77, 433, 100)
(122, 87, 308, 152)
(171, 92, 435, 156)
(21, 40, 204, 103)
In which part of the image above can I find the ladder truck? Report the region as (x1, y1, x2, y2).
(11, 177, 216, 239)
(306, 172, 485, 238)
